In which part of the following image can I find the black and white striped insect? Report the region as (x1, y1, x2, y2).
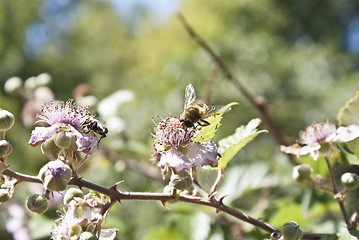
(82, 116, 108, 143)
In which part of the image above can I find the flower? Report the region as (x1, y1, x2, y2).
(152, 115, 218, 173)
(51, 194, 118, 240)
(281, 122, 359, 160)
(28, 100, 98, 154)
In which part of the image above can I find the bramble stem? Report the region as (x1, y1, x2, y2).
(176, 13, 290, 152)
(324, 156, 352, 229)
(3, 168, 41, 183)
(3, 168, 325, 238)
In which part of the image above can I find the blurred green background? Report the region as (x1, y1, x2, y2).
(1, 0, 359, 239)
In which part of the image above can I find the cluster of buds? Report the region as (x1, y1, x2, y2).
(0, 108, 14, 160)
(0, 109, 16, 204)
(29, 100, 100, 158)
(24, 100, 108, 210)
(51, 190, 117, 240)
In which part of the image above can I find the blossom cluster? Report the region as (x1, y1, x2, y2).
(51, 192, 118, 240)
(151, 115, 218, 173)
(281, 122, 359, 160)
(29, 100, 99, 155)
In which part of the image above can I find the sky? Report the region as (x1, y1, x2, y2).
(24, 0, 179, 57)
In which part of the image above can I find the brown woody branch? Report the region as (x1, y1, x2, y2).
(177, 12, 289, 149)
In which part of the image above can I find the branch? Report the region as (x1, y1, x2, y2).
(3, 168, 41, 184)
(177, 12, 290, 149)
(3, 168, 324, 238)
(325, 157, 352, 229)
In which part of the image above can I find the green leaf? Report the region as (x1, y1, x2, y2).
(191, 102, 238, 142)
(338, 144, 359, 165)
(337, 93, 359, 157)
(217, 118, 268, 169)
(338, 91, 359, 126)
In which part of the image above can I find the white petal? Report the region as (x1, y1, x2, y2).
(99, 228, 119, 240)
(159, 148, 192, 172)
(332, 125, 359, 143)
(187, 141, 218, 167)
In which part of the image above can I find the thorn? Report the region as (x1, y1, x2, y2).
(208, 191, 217, 200)
(219, 195, 227, 205)
(161, 200, 170, 209)
(110, 180, 124, 190)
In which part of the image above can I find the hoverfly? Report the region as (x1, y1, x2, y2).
(82, 116, 108, 143)
(180, 84, 225, 128)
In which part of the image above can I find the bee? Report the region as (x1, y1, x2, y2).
(82, 116, 108, 143)
(180, 84, 224, 128)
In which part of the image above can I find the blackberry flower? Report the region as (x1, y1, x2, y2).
(28, 100, 98, 154)
(281, 122, 359, 160)
(51, 194, 118, 240)
(152, 115, 218, 173)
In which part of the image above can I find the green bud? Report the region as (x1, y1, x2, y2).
(64, 188, 84, 205)
(0, 109, 15, 132)
(68, 224, 83, 240)
(0, 140, 10, 158)
(281, 221, 303, 240)
(292, 164, 312, 182)
(0, 189, 10, 203)
(341, 172, 359, 190)
(54, 131, 76, 149)
(39, 160, 72, 192)
(26, 194, 48, 214)
(41, 139, 61, 158)
(170, 170, 193, 190)
(79, 232, 98, 240)
(43, 172, 70, 192)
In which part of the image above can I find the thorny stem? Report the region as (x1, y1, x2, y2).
(2, 168, 325, 238)
(324, 156, 352, 229)
(176, 13, 290, 151)
(3, 168, 41, 184)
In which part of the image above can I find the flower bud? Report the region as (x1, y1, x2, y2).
(43, 171, 71, 192)
(4, 76, 22, 95)
(170, 170, 193, 190)
(292, 164, 312, 182)
(41, 138, 61, 159)
(39, 160, 72, 192)
(0, 140, 10, 158)
(281, 221, 303, 240)
(54, 131, 76, 149)
(26, 194, 49, 214)
(63, 188, 84, 205)
(0, 189, 10, 203)
(68, 224, 83, 239)
(341, 172, 359, 190)
(79, 232, 98, 240)
(0, 109, 15, 132)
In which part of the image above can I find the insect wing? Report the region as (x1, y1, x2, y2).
(184, 84, 197, 109)
(207, 105, 230, 116)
